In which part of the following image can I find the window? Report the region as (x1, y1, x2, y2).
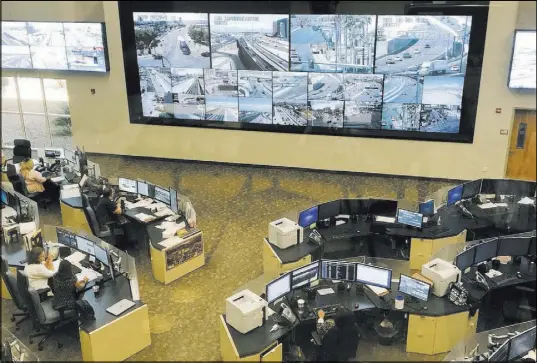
(1, 77, 72, 149)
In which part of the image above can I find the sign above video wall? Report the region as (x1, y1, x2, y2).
(119, 2, 487, 143)
(1, 21, 109, 73)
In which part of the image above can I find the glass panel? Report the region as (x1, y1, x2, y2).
(17, 77, 44, 113)
(1, 113, 25, 146)
(49, 114, 73, 149)
(43, 78, 70, 114)
(516, 122, 527, 149)
(22, 113, 50, 147)
(1, 77, 19, 112)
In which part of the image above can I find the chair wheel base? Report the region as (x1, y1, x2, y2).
(29, 339, 34, 344)
(38, 344, 44, 351)
(11, 317, 16, 322)
(57, 343, 63, 349)
(15, 326, 20, 331)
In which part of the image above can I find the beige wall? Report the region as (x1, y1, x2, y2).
(2, 1, 536, 180)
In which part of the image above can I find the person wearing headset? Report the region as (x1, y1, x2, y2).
(94, 187, 122, 228)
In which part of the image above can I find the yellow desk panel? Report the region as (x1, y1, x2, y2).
(261, 343, 283, 362)
(466, 310, 479, 337)
(150, 244, 205, 285)
(407, 314, 436, 355)
(60, 202, 91, 235)
(80, 304, 151, 361)
(409, 238, 433, 271)
(1, 278, 11, 300)
(219, 315, 263, 362)
(263, 239, 310, 275)
(433, 311, 469, 353)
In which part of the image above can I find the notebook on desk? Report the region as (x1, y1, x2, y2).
(106, 299, 135, 316)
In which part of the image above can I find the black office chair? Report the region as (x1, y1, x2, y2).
(12, 139, 32, 164)
(312, 311, 360, 361)
(84, 204, 124, 246)
(6, 164, 51, 209)
(1, 257, 30, 330)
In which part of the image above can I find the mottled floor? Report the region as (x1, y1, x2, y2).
(2, 155, 456, 361)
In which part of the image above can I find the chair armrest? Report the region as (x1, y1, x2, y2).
(311, 331, 322, 346)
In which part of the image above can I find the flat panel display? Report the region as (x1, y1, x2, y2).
(118, 178, 137, 194)
(2, 22, 32, 69)
(455, 247, 475, 271)
(396, 209, 423, 228)
(474, 238, 499, 264)
(462, 179, 482, 199)
(497, 236, 531, 257)
(508, 326, 536, 360)
(94, 244, 109, 267)
(447, 185, 463, 205)
(419, 199, 435, 217)
(399, 273, 431, 301)
(154, 186, 171, 205)
(508, 30, 536, 90)
(291, 261, 319, 289)
(320, 260, 356, 281)
(120, 2, 487, 143)
(76, 236, 95, 256)
(56, 228, 77, 248)
(318, 200, 341, 220)
(298, 205, 318, 227)
(355, 263, 392, 289)
(266, 272, 291, 303)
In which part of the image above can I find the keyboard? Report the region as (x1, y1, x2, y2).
(312, 304, 345, 316)
(270, 313, 290, 326)
(330, 233, 358, 240)
(427, 225, 450, 237)
(491, 274, 519, 286)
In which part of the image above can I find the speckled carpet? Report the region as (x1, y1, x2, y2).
(1, 155, 456, 361)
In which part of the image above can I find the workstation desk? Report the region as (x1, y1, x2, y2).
(1, 228, 151, 361)
(221, 252, 537, 361)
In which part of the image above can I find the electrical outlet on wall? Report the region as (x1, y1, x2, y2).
(500, 129, 508, 135)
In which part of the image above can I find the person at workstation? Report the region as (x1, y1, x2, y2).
(24, 247, 56, 290)
(52, 260, 88, 311)
(317, 310, 360, 361)
(19, 158, 60, 200)
(95, 187, 123, 227)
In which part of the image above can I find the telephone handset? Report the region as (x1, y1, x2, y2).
(279, 303, 297, 326)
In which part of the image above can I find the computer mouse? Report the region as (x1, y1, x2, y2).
(354, 303, 359, 309)
(516, 271, 522, 278)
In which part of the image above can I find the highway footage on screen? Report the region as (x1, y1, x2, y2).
(1, 21, 107, 72)
(508, 31, 536, 90)
(132, 13, 472, 134)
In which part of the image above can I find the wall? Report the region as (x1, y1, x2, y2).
(2, 1, 536, 180)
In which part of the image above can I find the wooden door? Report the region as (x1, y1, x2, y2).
(506, 109, 536, 181)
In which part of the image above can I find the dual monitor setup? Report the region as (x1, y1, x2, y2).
(1, 188, 31, 223)
(266, 260, 431, 305)
(117, 177, 178, 214)
(455, 233, 536, 271)
(56, 228, 113, 274)
(489, 326, 536, 362)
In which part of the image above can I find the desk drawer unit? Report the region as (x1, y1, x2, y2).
(60, 202, 92, 235)
(407, 314, 436, 355)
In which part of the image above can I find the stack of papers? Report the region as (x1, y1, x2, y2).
(486, 269, 502, 278)
(478, 202, 497, 209)
(134, 213, 155, 222)
(158, 236, 183, 249)
(127, 199, 153, 209)
(519, 197, 535, 205)
(62, 184, 79, 190)
(61, 188, 81, 199)
(154, 208, 174, 218)
(51, 176, 65, 183)
(65, 251, 86, 264)
(366, 285, 389, 296)
(376, 216, 396, 224)
(76, 269, 102, 282)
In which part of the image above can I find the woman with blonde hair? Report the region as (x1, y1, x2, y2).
(20, 158, 60, 200)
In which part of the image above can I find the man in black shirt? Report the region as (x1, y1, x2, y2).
(95, 187, 122, 227)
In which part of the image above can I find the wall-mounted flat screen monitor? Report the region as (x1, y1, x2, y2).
(1, 21, 109, 72)
(508, 30, 536, 90)
(119, 1, 487, 143)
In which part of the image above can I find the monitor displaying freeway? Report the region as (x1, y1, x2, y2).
(121, 3, 482, 142)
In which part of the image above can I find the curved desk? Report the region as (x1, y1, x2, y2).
(220, 254, 537, 360)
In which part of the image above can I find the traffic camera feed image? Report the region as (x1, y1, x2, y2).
(139, 66, 173, 118)
(290, 15, 376, 73)
(273, 99, 308, 126)
(239, 97, 272, 124)
(173, 95, 205, 120)
(238, 71, 272, 98)
(133, 12, 210, 69)
(344, 74, 384, 102)
(205, 96, 238, 122)
(272, 71, 308, 100)
(509, 31, 536, 89)
(63, 23, 106, 72)
(209, 14, 289, 71)
(308, 73, 344, 100)
(381, 103, 421, 131)
(27, 22, 68, 70)
(344, 102, 382, 129)
(171, 68, 205, 95)
(383, 75, 423, 103)
(419, 104, 461, 133)
(308, 100, 344, 128)
(204, 69, 238, 96)
(2, 22, 32, 69)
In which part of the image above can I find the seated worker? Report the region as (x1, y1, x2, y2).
(24, 247, 56, 290)
(19, 158, 60, 200)
(52, 260, 88, 311)
(316, 309, 335, 341)
(95, 187, 123, 227)
(317, 310, 360, 362)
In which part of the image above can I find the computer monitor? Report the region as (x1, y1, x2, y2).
(94, 244, 110, 267)
(508, 326, 536, 361)
(298, 205, 319, 228)
(137, 181, 149, 197)
(317, 200, 341, 220)
(355, 263, 392, 289)
(368, 200, 398, 217)
(396, 209, 423, 228)
(170, 188, 178, 214)
(474, 238, 499, 264)
(497, 236, 531, 256)
(147, 183, 156, 199)
(1, 189, 8, 205)
(480, 179, 496, 195)
(118, 178, 137, 194)
(63, 149, 77, 165)
(77, 149, 88, 175)
(447, 185, 463, 205)
(320, 260, 356, 281)
(489, 340, 510, 362)
(79, 174, 89, 188)
(340, 199, 368, 216)
(76, 236, 95, 256)
(455, 247, 476, 271)
(266, 273, 291, 303)
(154, 186, 171, 205)
(419, 200, 435, 217)
(398, 274, 431, 302)
(462, 179, 482, 199)
(291, 262, 320, 289)
(56, 228, 77, 249)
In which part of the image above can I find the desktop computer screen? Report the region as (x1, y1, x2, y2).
(447, 185, 463, 205)
(170, 188, 178, 214)
(1, 189, 8, 205)
(462, 179, 482, 199)
(79, 174, 89, 189)
(320, 260, 356, 281)
(396, 209, 423, 228)
(291, 262, 319, 289)
(56, 228, 77, 248)
(137, 181, 149, 197)
(399, 274, 431, 301)
(455, 247, 476, 271)
(154, 186, 171, 205)
(76, 236, 96, 256)
(318, 200, 341, 221)
(368, 200, 398, 217)
(355, 263, 392, 289)
(298, 205, 318, 228)
(119, 178, 137, 194)
(489, 340, 510, 362)
(474, 238, 499, 264)
(266, 272, 291, 303)
(497, 236, 531, 257)
(63, 149, 77, 166)
(94, 244, 109, 267)
(340, 199, 368, 216)
(508, 326, 536, 361)
(419, 200, 435, 217)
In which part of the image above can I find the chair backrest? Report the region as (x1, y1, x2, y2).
(85, 205, 101, 235)
(1, 256, 8, 275)
(16, 270, 37, 320)
(3, 272, 26, 311)
(7, 171, 28, 196)
(27, 288, 47, 324)
(81, 193, 90, 209)
(13, 139, 31, 164)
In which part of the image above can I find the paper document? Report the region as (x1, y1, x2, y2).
(366, 284, 389, 296)
(486, 269, 502, 278)
(62, 184, 79, 190)
(19, 221, 37, 235)
(154, 208, 173, 218)
(478, 202, 497, 210)
(335, 220, 346, 226)
(493, 203, 508, 208)
(134, 213, 155, 222)
(317, 288, 335, 296)
(65, 251, 86, 264)
(376, 216, 396, 224)
(158, 236, 183, 249)
(152, 202, 167, 210)
(519, 197, 536, 205)
(76, 269, 101, 282)
(51, 176, 65, 183)
(61, 188, 81, 199)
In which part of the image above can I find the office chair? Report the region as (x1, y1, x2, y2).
(6, 164, 51, 209)
(84, 203, 124, 246)
(1, 257, 30, 330)
(12, 139, 31, 164)
(311, 312, 360, 361)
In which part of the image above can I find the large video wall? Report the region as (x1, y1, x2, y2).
(120, 3, 485, 142)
